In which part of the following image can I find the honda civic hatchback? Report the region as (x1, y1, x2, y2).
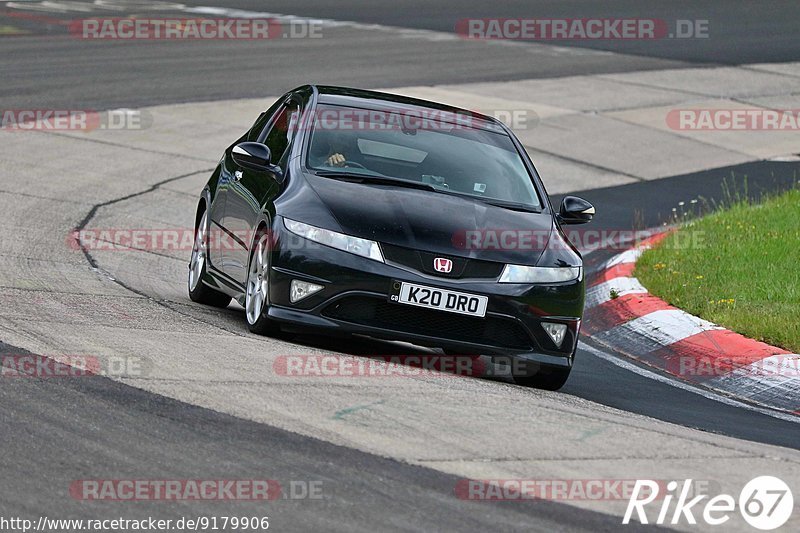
(188, 85, 594, 390)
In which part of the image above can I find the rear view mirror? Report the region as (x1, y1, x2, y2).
(558, 196, 595, 225)
(232, 142, 273, 172)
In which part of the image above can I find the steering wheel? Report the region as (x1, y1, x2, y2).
(343, 161, 367, 169)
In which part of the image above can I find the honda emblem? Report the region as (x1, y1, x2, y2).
(433, 257, 453, 273)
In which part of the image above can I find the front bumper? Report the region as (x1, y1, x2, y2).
(268, 219, 584, 366)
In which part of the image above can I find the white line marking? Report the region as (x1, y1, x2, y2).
(579, 341, 800, 423)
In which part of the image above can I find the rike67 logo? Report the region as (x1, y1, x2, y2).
(624, 476, 794, 529)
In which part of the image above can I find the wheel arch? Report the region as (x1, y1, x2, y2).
(195, 188, 212, 230)
(249, 214, 274, 263)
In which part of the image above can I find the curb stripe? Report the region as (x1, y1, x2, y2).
(671, 329, 790, 362)
(590, 262, 636, 286)
(603, 248, 644, 268)
(594, 309, 721, 355)
(636, 232, 670, 249)
(580, 341, 800, 424)
(584, 230, 798, 416)
(583, 293, 673, 334)
(653, 330, 786, 384)
(585, 277, 647, 308)
(705, 355, 800, 412)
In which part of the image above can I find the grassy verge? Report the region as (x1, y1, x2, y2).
(635, 188, 800, 352)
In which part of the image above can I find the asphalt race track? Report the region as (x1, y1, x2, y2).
(1, 1, 799, 531)
(1, 341, 648, 532)
(177, 0, 800, 64)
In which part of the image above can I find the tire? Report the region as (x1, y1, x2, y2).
(513, 366, 571, 391)
(188, 209, 231, 308)
(245, 228, 282, 336)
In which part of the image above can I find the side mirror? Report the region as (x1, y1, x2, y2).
(558, 196, 595, 225)
(232, 142, 274, 172)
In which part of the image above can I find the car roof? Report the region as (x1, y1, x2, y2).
(311, 85, 506, 133)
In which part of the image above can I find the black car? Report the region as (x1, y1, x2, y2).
(188, 85, 594, 390)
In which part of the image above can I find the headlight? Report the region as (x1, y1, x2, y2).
(284, 218, 384, 262)
(498, 264, 581, 283)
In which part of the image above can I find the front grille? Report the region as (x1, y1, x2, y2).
(322, 296, 532, 350)
(381, 243, 503, 279)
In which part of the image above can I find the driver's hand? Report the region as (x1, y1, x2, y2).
(325, 153, 346, 167)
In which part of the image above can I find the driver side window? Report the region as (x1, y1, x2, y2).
(261, 101, 301, 168)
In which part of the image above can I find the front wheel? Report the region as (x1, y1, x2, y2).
(245, 230, 281, 335)
(513, 366, 571, 391)
(188, 210, 231, 308)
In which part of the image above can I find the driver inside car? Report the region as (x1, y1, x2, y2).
(324, 145, 347, 167)
(310, 134, 352, 168)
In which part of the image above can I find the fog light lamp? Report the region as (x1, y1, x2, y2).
(542, 322, 567, 348)
(290, 279, 324, 303)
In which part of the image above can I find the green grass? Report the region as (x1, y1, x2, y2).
(636, 188, 800, 352)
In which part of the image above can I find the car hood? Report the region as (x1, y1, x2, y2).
(294, 174, 553, 265)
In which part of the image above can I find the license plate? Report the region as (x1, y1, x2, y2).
(389, 281, 488, 318)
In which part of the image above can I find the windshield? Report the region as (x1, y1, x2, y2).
(305, 104, 542, 209)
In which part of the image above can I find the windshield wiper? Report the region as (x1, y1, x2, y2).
(315, 171, 438, 192)
(477, 198, 541, 213)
